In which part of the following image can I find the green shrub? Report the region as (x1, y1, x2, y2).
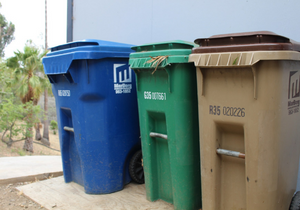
(50, 120, 58, 134)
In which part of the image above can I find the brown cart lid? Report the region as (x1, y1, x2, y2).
(193, 31, 300, 53)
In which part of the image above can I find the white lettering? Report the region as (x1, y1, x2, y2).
(58, 90, 70, 97)
(144, 91, 166, 101)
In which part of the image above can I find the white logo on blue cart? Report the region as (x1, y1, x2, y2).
(113, 64, 132, 94)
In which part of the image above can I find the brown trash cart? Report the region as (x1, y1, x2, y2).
(189, 31, 300, 210)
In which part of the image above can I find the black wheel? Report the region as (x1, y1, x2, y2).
(129, 150, 144, 184)
(290, 191, 300, 210)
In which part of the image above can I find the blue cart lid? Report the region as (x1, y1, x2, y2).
(43, 39, 134, 75)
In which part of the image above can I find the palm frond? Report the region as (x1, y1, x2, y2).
(29, 75, 41, 88)
(16, 83, 29, 99)
(145, 56, 169, 74)
(5, 43, 48, 102)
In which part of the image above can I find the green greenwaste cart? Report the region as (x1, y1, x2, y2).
(129, 41, 201, 210)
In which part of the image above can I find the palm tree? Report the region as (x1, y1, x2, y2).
(6, 41, 48, 152)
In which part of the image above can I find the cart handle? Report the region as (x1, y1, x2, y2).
(150, 132, 168, 140)
(217, 148, 245, 159)
(64, 126, 74, 133)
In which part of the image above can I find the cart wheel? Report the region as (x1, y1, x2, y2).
(290, 191, 300, 210)
(129, 150, 144, 184)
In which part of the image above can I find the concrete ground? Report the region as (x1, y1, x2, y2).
(0, 156, 173, 210)
(0, 156, 63, 184)
(17, 176, 173, 210)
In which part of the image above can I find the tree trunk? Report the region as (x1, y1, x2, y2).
(23, 106, 34, 153)
(43, 0, 50, 142)
(43, 89, 49, 141)
(1, 129, 8, 142)
(41, 138, 50, 146)
(23, 127, 33, 152)
(7, 124, 14, 147)
(35, 122, 42, 140)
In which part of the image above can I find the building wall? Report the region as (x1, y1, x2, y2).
(70, 0, 300, 44)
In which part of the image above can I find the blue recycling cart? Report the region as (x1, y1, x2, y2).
(42, 40, 141, 194)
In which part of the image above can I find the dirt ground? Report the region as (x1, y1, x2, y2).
(0, 182, 46, 210)
(0, 128, 61, 157)
(0, 126, 61, 210)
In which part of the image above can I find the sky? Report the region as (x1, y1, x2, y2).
(0, 0, 67, 59)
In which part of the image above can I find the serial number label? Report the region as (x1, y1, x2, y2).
(58, 90, 70, 97)
(288, 107, 299, 115)
(209, 105, 245, 117)
(144, 91, 166, 101)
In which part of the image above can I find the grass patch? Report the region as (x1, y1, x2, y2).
(10, 148, 26, 156)
(10, 148, 17, 153)
(17, 149, 26, 156)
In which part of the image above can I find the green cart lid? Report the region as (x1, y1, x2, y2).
(129, 40, 197, 69)
(132, 40, 195, 52)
